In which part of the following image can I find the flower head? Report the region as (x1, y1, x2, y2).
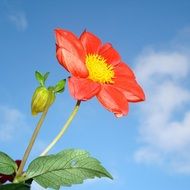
(31, 86, 55, 116)
(55, 29, 145, 117)
(31, 71, 66, 116)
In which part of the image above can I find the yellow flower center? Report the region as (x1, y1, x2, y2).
(85, 54, 115, 84)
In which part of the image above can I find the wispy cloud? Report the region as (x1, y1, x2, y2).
(8, 11, 28, 31)
(1, 0, 28, 31)
(0, 105, 27, 142)
(134, 28, 190, 173)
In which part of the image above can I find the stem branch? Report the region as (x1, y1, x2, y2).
(16, 102, 50, 177)
(40, 100, 81, 156)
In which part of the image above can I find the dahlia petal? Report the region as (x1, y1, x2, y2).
(113, 76, 145, 102)
(114, 62, 135, 79)
(96, 85, 129, 117)
(68, 77, 101, 100)
(79, 31, 102, 54)
(98, 43, 121, 66)
(56, 47, 68, 72)
(55, 29, 85, 61)
(56, 48, 88, 77)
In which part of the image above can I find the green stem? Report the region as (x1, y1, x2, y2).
(40, 100, 81, 156)
(16, 102, 50, 178)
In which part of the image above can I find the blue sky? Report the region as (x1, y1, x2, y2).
(0, 0, 190, 189)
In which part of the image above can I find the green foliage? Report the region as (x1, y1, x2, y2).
(54, 79, 66, 93)
(35, 71, 66, 94)
(0, 183, 30, 190)
(35, 71, 44, 86)
(43, 72, 50, 82)
(35, 71, 49, 86)
(25, 149, 113, 190)
(0, 152, 17, 175)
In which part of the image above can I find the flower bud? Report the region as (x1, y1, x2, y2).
(31, 86, 55, 116)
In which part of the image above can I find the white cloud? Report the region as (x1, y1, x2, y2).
(8, 11, 28, 31)
(134, 36, 190, 173)
(134, 147, 163, 165)
(135, 50, 189, 84)
(0, 105, 27, 141)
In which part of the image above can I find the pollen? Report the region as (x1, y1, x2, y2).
(85, 54, 115, 84)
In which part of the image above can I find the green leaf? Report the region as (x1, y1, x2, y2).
(35, 71, 50, 86)
(0, 183, 30, 190)
(0, 152, 17, 175)
(25, 149, 113, 190)
(43, 72, 50, 82)
(35, 71, 44, 86)
(54, 79, 66, 93)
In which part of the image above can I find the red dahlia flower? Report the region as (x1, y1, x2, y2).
(55, 29, 145, 117)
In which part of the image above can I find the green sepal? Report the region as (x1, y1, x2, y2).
(43, 72, 50, 82)
(54, 79, 66, 93)
(25, 149, 113, 190)
(35, 71, 50, 86)
(0, 151, 17, 175)
(35, 71, 44, 86)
